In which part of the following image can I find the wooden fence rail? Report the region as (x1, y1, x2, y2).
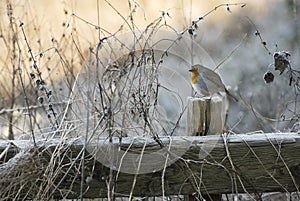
(0, 133, 300, 199)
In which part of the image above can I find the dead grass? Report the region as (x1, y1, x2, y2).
(0, 0, 300, 200)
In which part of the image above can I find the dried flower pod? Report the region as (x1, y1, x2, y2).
(274, 51, 290, 75)
(36, 79, 41, 87)
(188, 26, 193, 36)
(263, 71, 274, 84)
(40, 79, 45, 85)
(29, 72, 35, 79)
(226, 6, 232, 13)
(38, 96, 44, 104)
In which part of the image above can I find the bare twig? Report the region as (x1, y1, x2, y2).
(17, 49, 36, 146)
(214, 33, 248, 71)
(245, 16, 272, 55)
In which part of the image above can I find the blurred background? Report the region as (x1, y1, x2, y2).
(0, 0, 299, 139)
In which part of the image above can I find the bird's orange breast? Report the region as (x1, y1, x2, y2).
(190, 71, 199, 84)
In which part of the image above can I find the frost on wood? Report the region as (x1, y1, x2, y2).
(0, 133, 300, 199)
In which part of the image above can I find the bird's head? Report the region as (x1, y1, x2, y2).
(188, 67, 198, 73)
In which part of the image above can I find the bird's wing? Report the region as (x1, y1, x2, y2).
(197, 65, 226, 92)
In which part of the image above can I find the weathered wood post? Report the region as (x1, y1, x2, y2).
(186, 96, 211, 136)
(186, 94, 226, 200)
(187, 94, 225, 136)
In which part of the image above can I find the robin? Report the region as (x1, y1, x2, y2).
(189, 64, 238, 101)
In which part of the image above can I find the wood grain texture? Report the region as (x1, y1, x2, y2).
(0, 133, 300, 199)
(187, 95, 225, 136)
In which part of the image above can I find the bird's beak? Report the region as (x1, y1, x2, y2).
(188, 68, 193, 72)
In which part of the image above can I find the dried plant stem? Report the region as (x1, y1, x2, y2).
(161, 138, 172, 200)
(223, 134, 248, 198)
(46, 147, 85, 201)
(20, 24, 59, 128)
(128, 141, 147, 200)
(17, 50, 36, 146)
(159, 3, 247, 64)
(265, 134, 300, 196)
(214, 33, 248, 71)
(7, 1, 17, 140)
(239, 134, 291, 193)
(245, 16, 272, 55)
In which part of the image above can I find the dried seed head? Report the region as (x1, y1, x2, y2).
(273, 51, 290, 75)
(38, 96, 44, 104)
(47, 90, 52, 97)
(226, 6, 232, 13)
(30, 72, 35, 79)
(188, 26, 193, 35)
(40, 79, 45, 85)
(36, 79, 41, 87)
(263, 71, 274, 84)
(188, 26, 197, 38)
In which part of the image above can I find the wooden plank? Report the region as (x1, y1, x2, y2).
(0, 133, 300, 199)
